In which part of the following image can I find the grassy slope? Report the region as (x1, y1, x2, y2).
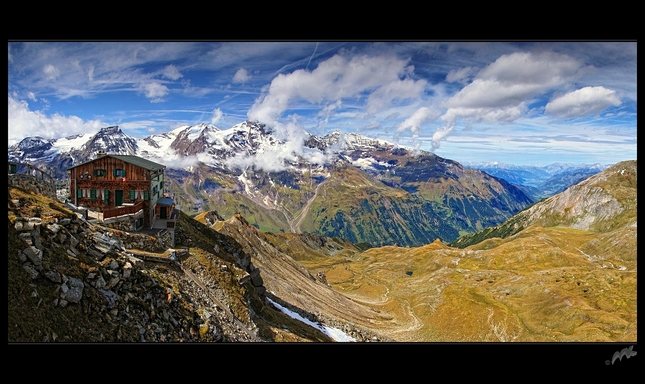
(295, 224, 636, 342)
(271, 162, 637, 341)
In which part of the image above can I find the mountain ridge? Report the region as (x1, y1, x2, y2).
(9, 123, 534, 246)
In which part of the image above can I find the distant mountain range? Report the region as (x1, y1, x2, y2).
(9, 122, 589, 246)
(463, 161, 609, 201)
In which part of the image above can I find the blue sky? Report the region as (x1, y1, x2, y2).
(8, 41, 636, 166)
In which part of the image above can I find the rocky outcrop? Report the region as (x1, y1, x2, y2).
(9, 202, 267, 342)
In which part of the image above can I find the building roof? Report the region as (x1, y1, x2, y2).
(68, 154, 165, 171)
(157, 197, 174, 206)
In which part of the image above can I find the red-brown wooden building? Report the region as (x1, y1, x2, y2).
(68, 151, 170, 229)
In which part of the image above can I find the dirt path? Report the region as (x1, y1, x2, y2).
(291, 178, 328, 233)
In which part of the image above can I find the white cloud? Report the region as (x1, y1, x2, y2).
(446, 66, 476, 83)
(211, 108, 223, 124)
(140, 82, 169, 102)
(545, 86, 622, 118)
(232, 68, 251, 84)
(447, 51, 583, 113)
(8, 95, 105, 145)
(430, 51, 587, 151)
(431, 126, 454, 151)
(27, 92, 37, 101)
(43, 64, 60, 80)
(163, 64, 183, 80)
(225, 120, 332, 173)
(248, 53, 427, 128)
(396, 107, 439, 135)
(360, 121, 381, 130)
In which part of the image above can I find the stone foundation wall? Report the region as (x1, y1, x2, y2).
(8, 174, 57, 200)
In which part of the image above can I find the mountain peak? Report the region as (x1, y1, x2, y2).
(97, 126, 122, 135)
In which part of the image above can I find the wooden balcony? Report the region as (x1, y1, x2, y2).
(102, 202, 145, 220)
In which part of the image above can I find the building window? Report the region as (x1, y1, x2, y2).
(130, 190, 145, 200)
(113, 169, 126, 177)
(78, 188, 91, 199)
(94, 169, 107, 177)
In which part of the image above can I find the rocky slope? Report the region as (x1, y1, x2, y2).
(8, 184, 385, 342)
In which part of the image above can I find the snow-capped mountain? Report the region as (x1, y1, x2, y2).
(8, 122, 535, 247)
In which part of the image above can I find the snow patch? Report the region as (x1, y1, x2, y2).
(267, 298, 356, 342)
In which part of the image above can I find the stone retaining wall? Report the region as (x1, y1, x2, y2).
(8, 174, 57, 200)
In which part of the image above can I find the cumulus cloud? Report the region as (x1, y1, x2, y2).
(232, 68, 251, 84)
(140, 82, 169, 102)
(243, 53, 429, 166)
(397, 107, 439, 135)
(545, 86, 622, 118)
(431, 126, 454, 151)
(225, 120, 332, 173)
(248, 53, 426, 127)
(447, 51, 583, 113)
(159, 155, 201, 169)
(27, 92, 37, 101)
(8, 95, 105, 145)
(396, 107, 440, 151)
(163, 64, 183, 80)
(446, 66, 476, 83)
(211, 108, 223, 124)
(430, 51, 586, 151)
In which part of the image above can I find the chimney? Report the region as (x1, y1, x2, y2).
(97, 150, 107, 158)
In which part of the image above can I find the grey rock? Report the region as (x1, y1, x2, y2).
(69, 234, 78, 248)
(23, 264, 39, 279)
(93, 275, 107, 289)
(19, 232, 33, 245)
(250, 269, 264, 287)
(45, 270, 62, 283)
(100, 289, 117, 309)
(122, 262, 132, 279)
(63, 277, 84, 303)
(22, 222, 35, 231)
(23, 246, 43, 266)
(47, 223, 61, 234)
(88, 248, 105, 259)
(32, 231, 43, 249)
